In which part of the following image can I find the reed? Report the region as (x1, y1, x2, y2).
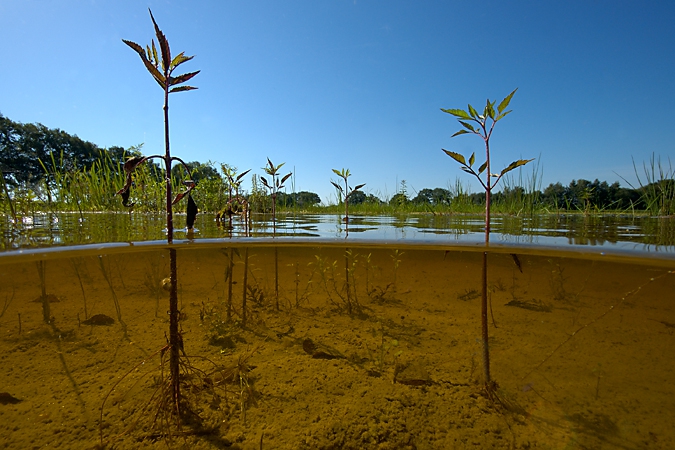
(629, 154, 675, 216)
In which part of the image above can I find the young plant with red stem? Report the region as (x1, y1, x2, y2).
(441, 88, 533, 394)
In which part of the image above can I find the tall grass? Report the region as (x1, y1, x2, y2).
(497, 156, 543, 215)
(630, 154, 675, 216)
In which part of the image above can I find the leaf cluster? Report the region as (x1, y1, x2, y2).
(115, 155, 198, 228)
(122, 9, 199, 93)
(331, 168, 365, 197)
(441, 88, 533, 191)
(260, 158, 292, 194)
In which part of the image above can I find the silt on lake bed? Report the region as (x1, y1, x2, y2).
(0, 236, 673, 449)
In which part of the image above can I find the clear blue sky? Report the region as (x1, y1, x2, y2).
(2, 1, 674, 204)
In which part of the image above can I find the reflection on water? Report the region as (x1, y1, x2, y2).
(0, 241, 673, 449)
(1, 212, 675, 252)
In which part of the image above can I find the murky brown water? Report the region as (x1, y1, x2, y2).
(0, 241, 673, 449)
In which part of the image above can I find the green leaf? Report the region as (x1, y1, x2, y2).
(499, 158, 535, 176)
(458, 121, 476, 133)
(478, 161, 487, 175)
(170, 52, 194, 69)
(468, 152, 475, 167)
(151, 40, 159, 66)
(468, 104, 478, 119)
(496, 110, 512, 121)
(331, 168, 342, 177)
(441, 108, 471, 120)
(442, 149, 467, 165)
(484, 100, 495, 120)
(497, 88, 518, 114)
(451, 129, 470, 138)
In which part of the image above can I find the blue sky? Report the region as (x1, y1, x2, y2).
(2, 1, 674, 204)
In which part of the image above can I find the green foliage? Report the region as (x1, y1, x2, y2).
(331, 168, 365, 221)
(627, 154, 675, 216)
(122, 9, 199, 95)
(121, 8, 199, 234)
(441, 89, 533, 196)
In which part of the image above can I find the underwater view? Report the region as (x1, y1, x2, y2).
(0, 224, 673, 449)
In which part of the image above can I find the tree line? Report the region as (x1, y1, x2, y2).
(2, 114, 673, 214)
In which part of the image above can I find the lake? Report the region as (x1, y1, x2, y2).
(0, 212, 673, 449)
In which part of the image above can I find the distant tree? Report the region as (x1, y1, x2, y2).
(347, 190, 366, 205)
(171, 160, 220, 183)
(0, 113, 130, 187)
(295, 191, 321, 207)
(389, 192, 409, 206)
(413, 188, 452, 205)
(412, 188, 433, 204)
(276, 191, 322, 208)
(542, 182, 567, 208)
(364, 193, 383, 204)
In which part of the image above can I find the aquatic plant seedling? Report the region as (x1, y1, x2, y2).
(331, 168, 365, 223)
(260, 158, 292, 228)
(441, 88, 533, 393)
(121, 8, 200, 428)
(217, 166, 251, 231)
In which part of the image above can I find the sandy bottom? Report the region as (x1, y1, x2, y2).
(0, 244, 674, 449)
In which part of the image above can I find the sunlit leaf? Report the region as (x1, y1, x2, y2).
(497, 88, 518, 114)
(332, 168, 342, 177)
(442, 149, 467, 165)
(486, 100, 495, 120)
(169, 70, 200, 86)
(169, 86, 197, 93)
(440, 108, 471, 120)
(500, 158, 535, 176)
(151, 40, 159, 67)
(149, 9, 171, 71)
(468, 104, 478, 119)
(496, 110, 512, 121)
(451, 129, 470, 138)
(468, 152, 475, 167)
(459, 121, 476, 133)
(170, 52, 194, 69)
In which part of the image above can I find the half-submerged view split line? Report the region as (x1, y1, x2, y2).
(0, 8, 674, 450)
